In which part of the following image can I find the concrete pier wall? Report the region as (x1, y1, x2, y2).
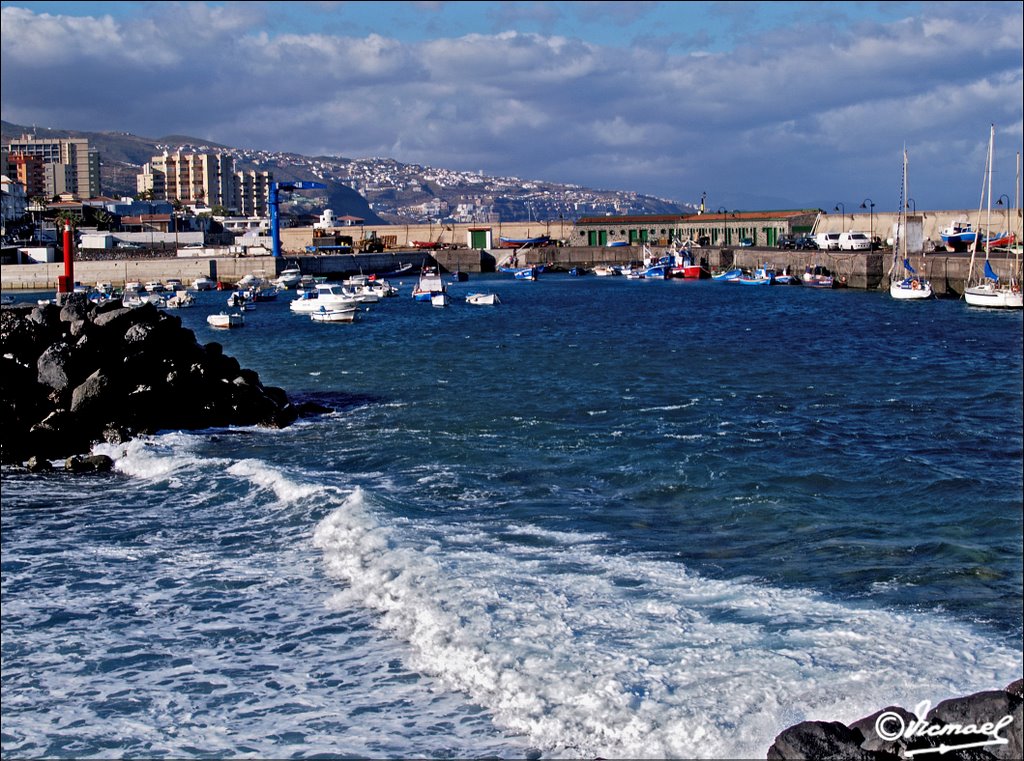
(2, 246, 1018, 298)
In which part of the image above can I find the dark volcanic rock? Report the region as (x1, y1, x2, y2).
(769, 681, 1024, 761)
(767, 721, 891, 761)
(1, 295, 309, 466)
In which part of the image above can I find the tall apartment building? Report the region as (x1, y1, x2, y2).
(137, 152, 273, 216)
(2, 150, 46, 199)
(233, 169, 273, 217)
(3, 134, 101, 200)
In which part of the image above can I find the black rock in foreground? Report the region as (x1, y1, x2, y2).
(768, 679, 1022, 760)
(1, 297, 313, 466)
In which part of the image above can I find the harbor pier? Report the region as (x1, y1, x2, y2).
(1, 246, 1017, 298)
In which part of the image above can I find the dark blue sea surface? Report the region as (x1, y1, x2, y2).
(3, 274, 1022, 758)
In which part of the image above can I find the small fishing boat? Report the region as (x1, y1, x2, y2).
(737, 271, 773, 285)
(466, 292, 500, 305)
(165, 290, 196, 308)
(273, 267, 303, 289)
(940, 220, 977, 252)
(514, 267, 538, 281)
(711, 268, 743, 282)
(499, 235, 550, 248)
(310, 305, 359, 322)
(431, 291, 450, 307)
(207, 312, 244, 329)
(412, 267, 446, 301)
(802, 265, 836, 288)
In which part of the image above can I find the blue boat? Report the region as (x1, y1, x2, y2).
(939, 220, 977, 252)
(642, 265, 670, 279)
(712, 268, 743, 282)
(514, 267, 538, 281)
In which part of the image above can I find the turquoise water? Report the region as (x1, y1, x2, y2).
(2, 275, 1022, 758)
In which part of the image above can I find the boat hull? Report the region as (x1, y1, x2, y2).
(890, 278, 933, 300)
(310, 307, 358, 322)
(207, 313, 244, 328)
(964, 283, 1024, 309)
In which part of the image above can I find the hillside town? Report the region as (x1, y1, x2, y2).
(0, 126, 690, 235)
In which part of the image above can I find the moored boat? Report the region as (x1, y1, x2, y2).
(290, 283, 359, 313)
(890, 145, 934, 301)
(310, 304, 359, 322)
(207, 312, 244, 328)
(962, 126, 1023, 310)
(711, 268, 743, 282)
(412, 267, 446, 301)
(466, 292, 500, 305)
(940, 220, 977, 252)
(498, 235, 550, 248)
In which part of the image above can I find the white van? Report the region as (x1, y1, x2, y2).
(815, 232, 841, 250)
(838, 231, 871, 251)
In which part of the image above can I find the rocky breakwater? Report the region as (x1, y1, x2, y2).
(1, 296, 307, 470)
(768, 679, 1022, 760)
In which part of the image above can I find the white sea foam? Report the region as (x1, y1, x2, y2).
(314, 489, 1023, 759)
(94, 433, 231, 483)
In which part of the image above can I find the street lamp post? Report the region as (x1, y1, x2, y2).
(834, 202, 845, 232)
(717, 207, 728, 245)
(861, 198, 875, 249)
(907, 198, 916, 213)
(996, 194, 1010, 237)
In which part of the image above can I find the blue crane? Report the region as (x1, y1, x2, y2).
(269, 180, 326, 257)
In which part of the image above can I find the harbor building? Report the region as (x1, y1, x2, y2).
(572, 210, 819, 248)
(2, 134, 101, 200)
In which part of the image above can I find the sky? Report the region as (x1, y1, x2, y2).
(1, 1, 1022, 212)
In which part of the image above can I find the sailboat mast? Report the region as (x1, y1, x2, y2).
(985, 124, 994, 261)
(902, 145, 909, 263)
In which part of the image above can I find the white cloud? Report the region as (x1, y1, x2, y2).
(1, 1, 1020, 209)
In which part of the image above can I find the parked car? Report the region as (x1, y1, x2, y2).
(777, 235, 798, 249)
(739, 238, 754, 247)
(794, 235, 818, 250)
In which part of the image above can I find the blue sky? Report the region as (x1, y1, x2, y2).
(2, 1, 1022, 211)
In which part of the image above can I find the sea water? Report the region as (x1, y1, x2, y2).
(2, 275, 1022, 758)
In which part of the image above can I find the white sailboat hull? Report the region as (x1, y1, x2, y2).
(964, 283, 1024, 309)
(890, 279, 933, 299)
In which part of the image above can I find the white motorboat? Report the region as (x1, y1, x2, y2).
(431, 291, 450, 307)
(310, 305, 359, 323)
(207, 312, 244, 328)
(165, 290, 196, 308)
(273, 268, 303, 289)
(289, 283, 360, 313)
(412, 267, 446, 301)
(466, 292, 500, 305)
(144, 281, 166, 293)
(193, 276, 216, 291)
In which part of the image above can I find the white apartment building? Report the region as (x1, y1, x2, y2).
(137, 152, 273, 216)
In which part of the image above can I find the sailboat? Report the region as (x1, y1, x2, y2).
(963, 125, 1024, 309)
(889, 145, 933, 300)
